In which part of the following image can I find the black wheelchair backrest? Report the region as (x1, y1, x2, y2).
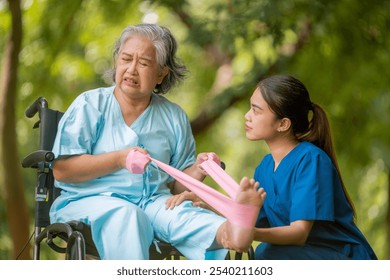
(22, 97, 63, 228)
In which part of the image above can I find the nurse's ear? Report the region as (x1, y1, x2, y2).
(277, 118, 292, 133)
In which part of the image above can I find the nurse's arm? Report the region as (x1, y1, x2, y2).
(253, 220, 314, 245)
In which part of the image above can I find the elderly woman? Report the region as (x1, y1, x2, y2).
(49, 24, 264, 260)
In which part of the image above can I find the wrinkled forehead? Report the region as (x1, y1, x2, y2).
(121, 35, 156, 55)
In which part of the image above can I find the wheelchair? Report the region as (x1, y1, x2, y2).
(22, 96, 255, 260)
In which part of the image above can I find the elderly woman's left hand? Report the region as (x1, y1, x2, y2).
(165, 191, 202, 209)
(165, 190, 217, 212)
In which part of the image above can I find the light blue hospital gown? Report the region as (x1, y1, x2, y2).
(49, 86, 227, 260)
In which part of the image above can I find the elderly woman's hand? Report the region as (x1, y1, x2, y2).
(122, 146, 150, 171)
(165, 190, 217, 212)
(165, 191, 202, 209)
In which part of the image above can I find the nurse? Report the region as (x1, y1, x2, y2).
(49, 23, 264, 260)
(245, 74, 377, 259)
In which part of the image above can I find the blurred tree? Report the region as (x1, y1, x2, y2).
(0, 0, 30, 260)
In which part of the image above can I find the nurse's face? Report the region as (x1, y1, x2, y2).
(114, 35, 168, 100)
(244, 88, 282, 141)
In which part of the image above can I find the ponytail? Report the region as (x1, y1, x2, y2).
(299, 103, 332, 158)
(300, 103, 356, 217)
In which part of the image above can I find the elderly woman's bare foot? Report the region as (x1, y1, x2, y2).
(235, 177, 265, 208)
(220, 177, 266, 252)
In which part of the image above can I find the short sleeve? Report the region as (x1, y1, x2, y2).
(290, 152, 336, 222)
(169, 108, 196, 171)
(52, 94, 102, 158)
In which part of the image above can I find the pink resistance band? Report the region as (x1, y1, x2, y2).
(126, 150, 258, 229)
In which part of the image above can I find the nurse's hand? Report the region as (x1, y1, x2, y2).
(194, 152, 222, 177)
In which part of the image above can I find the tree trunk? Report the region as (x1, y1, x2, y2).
(0, 0, 31, 260)
(386, 169, 390, 259)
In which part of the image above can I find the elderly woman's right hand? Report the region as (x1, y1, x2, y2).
(122, 147, 150, 170)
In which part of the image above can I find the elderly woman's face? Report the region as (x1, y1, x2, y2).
(115, 35, 167, 99)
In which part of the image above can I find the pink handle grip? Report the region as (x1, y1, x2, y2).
(125, 150, 150, 174)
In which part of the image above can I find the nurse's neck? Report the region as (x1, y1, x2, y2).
(267, 137, 299, 171)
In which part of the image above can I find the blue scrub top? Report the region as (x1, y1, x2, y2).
(51, 86, 196, 209)
(254, 141, 377, 259)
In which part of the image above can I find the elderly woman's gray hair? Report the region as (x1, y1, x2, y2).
(105, 23, 187, 94)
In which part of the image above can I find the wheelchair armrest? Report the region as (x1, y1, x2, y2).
(22, 150, 55, 168)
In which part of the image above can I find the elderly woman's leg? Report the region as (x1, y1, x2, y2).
(215, 177, 266, 252)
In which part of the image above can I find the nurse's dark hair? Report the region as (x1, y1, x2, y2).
(105, 23, 187, 94)
(258, 74, 355, 216)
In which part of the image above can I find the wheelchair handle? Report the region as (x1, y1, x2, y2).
(21, 150, 55, 168)
(25, 97, 48, 118)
